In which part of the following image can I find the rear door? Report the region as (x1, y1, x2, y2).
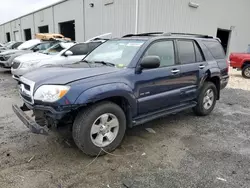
(177, 40, 207, 102)
(135, 39, 183, 115)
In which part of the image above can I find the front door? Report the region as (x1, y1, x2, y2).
(60, 43, 90, 64)
(177, 40, 206, 102)
(134, 40, 183, 115)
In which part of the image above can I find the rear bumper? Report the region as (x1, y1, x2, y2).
(221, 75, 229, 90)
(12, 104, 49, 135)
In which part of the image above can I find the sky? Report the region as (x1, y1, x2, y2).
(0, 0, 62, 24)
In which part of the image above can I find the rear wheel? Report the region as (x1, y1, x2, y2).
(72, 101, 126, 156)
(193, 82, 217, 116)
(242, 65, 250, 79)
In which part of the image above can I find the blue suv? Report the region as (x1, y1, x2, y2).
(13, 32, 229, 156)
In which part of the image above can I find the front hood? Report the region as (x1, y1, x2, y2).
(0, 49, 22, 55)
(14, 52, 52, 63)
(22, 66, 120, 86)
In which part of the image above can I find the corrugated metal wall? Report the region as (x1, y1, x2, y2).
(34, 7, 54, 34)
(20, 14, 35, 40)
(54, 0, 85, 42)
(137, 0, 250, 52)
(84, 0, 136, 39)
(0, 0, 250, 53)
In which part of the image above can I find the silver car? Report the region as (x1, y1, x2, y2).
(11, 33, 112, 80)
(0, 40, 56, 69)
(11, 42, 75, 80)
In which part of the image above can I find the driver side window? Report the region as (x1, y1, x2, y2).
(144, 40, 175, 67)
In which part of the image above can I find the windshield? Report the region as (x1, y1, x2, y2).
(42, 42, 74, 55)
(84, 39, 145, 66)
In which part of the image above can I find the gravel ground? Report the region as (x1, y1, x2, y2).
(0, 68, 250, 188)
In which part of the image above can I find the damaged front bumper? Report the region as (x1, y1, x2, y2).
(12, 104, 49, 135)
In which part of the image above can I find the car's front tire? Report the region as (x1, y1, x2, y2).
(193, 82, 217, 116)
(242, 65, 250, 79)
(72, 101, 126, 156)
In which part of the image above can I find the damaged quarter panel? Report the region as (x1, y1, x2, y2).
(74, 83, 137, 116)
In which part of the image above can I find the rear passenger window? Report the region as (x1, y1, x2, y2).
(194, 42, 204, 62)
(144, 40, 175, 67)
(178, 40, 195, 64)
(203, 41, 225, 59)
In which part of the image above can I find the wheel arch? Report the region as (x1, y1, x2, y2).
(74, 83, 137, 127)
(201, 70, 220, 100)
(241, 60, 250, 69)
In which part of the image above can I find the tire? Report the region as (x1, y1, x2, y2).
(242, 65, 250, 79)
(72, 101, 126, 156)
(193, 82, 217, 116)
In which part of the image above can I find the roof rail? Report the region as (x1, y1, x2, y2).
(122, 32, 164, 38)
(163, 32, 214, 38)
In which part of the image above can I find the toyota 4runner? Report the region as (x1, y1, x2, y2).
(13, 32, 229, 156)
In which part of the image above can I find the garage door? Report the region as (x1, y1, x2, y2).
(14, 31, 20, 41)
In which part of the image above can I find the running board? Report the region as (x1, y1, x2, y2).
(132, 102, 197, 126)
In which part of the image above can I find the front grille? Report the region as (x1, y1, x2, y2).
(12, 61, 20, 69)
(18, 77, 35, 105)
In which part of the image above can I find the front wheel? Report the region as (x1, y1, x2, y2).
(72, 102, 126, 156)
(242, 65, 250, 79)
(193, 82, 217, 116)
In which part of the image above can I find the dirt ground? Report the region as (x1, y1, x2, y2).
(0, 68, 250, 188)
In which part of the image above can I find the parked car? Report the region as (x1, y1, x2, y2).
(11, 33, 112, 79)
(229, 53, 250, 78)
(0, 40, 58, 69)
(0, 41, 23, 53)
(11, 42, 75, 80)
(12, 32, 229, 156)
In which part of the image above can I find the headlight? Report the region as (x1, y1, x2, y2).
(34, 85, 70, 102)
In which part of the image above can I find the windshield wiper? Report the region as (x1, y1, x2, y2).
(93, 61, 115, 67)
(80, 59, 91, 64)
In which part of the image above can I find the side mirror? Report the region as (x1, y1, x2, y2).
(33, 47, 39, 52)
(64, 50, 73, 56)
(140, 56, 160, 69)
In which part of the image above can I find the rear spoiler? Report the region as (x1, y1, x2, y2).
(85, 33, 112, 43)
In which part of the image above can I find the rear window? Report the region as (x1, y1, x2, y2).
(203, 40, 225, 59)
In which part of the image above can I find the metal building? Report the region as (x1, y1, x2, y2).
(0, 0, 250, 55)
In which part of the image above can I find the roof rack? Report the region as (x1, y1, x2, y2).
(163, 32, 214, 38)
(122, 32, 214, 39)
(122, 32, 164, 38)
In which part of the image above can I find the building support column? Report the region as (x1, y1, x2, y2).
(135, 0, 139, 34)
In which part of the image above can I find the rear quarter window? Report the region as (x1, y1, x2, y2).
(203, 40, 225, 59)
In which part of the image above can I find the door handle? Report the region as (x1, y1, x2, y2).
(199, 65, 205, 69)
(171, 69, 180, 74)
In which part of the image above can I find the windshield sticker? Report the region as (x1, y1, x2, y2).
(116, 64, 125, 68)
(127, 43, 143, 47)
